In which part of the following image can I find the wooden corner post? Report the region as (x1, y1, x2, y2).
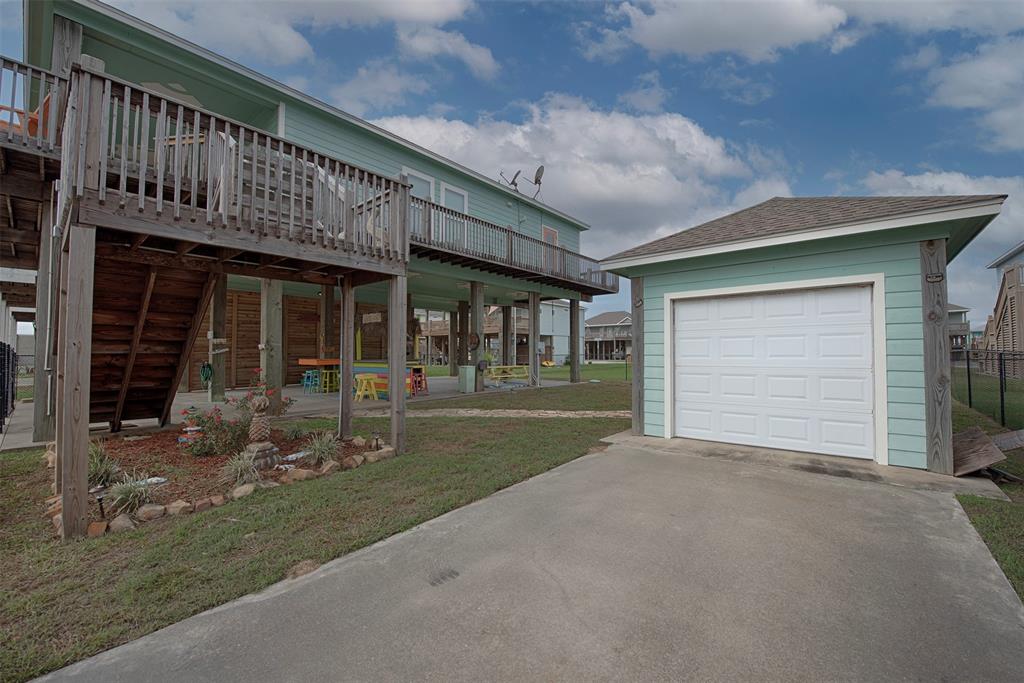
(631, 277, 644, 436)
(32, 193, 56, 442)
(389, 274, 408, 454)
(260, 278, 283, 415)
(528, 292, 541, 386)
(339, 276, 355, 440)
(448, 309, 458, 377)
(207, 274, 228, 403)
(58, 225, 96, 539)
(569, 299, 581, 383)
(501, 306, 514, 365)
(921, 239, 953, 474)
(470, 282, 484, 392)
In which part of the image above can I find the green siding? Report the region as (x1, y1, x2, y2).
(629, 227, 949, 470)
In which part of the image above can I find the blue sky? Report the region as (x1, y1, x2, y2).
(2, 0, 1022, 324)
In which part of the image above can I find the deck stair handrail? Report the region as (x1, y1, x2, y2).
(408, 196, 619, 293)
(58, 61, 410, 267)
(0, 57, 68, 155)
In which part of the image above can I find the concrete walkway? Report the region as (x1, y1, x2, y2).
(39, 439, 1024, 681)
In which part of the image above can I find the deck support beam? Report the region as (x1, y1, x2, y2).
(32, 195, 55, 443)
(448, 310, 458, 376)
(921, 239, 953, 474)
(470, 282, 484, 392)
(318, 284, 335, 358)
(339, 276, 355, 440)
(631, 277, 644, 435)
(569, 299, 581, 383)
(207, 274, 228, 403)
(260, 278, 284, 415)
(501, 305, 514, 366)
(112, 268, 156, 431)
(389, 274, 407, 454)
(528, 292, 541, 386)
(57, 225, 95, 539)
(457, 300, 469, 367)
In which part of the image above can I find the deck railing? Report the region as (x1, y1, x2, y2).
(0, 57, 68, 154)
(408, 196, 618, 293)
(59, 62, 409, 267)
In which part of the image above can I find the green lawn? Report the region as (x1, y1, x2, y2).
(951, 365, 1024, 430)
(411, 379, 631, 412)
(0, 416, 627, 682)
(542, 362, 631, 383)
(16, 384, 33, 401)
(953, 401, 1024, 602)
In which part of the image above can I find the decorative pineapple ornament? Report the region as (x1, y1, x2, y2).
(248, 394, 271, 443)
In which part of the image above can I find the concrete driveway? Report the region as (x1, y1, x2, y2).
(41, 441, 1024, 681)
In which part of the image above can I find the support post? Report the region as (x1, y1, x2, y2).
(631, 277, 644, 435)
(528, 292, 540, 386)
(32, 195, 55, 442)
(260, 278, 283, 415)
(457, 300, 469, 367)
(318, 283, 335, 358)
(389, 275, 407, 454)
(50, 16, 83, 77)
(569, 299, 581, 383)
(58, 225, 95, 539)
(470, 282, 484, 392)
(502, 305, 514, 366)
(448, 310, 458, 376)
(920, 240, 952, 474)
(339, 276, 354, 439)
(207, 274, 228, 402)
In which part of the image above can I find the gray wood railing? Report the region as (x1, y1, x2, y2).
(0, 57, 67, 155)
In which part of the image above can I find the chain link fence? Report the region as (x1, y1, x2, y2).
(951, 349, 1024, 430)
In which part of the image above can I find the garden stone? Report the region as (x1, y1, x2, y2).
(44, 499, 62, 518)
(286, 559, 320, 580)
(167, 500, 193, 516)
(87, 520, 108, 537)
(210, 494, 227, 507)
(375, 446, 396, 461)
(282, 468, 318, 484)
(136, 504, 166, 522)
(258, 480, 280, 489)
(341, 454, 365, 470)
(109, 513, 135, 533)
(232, 483, 257, 499)
(320, 461, 339, 476)
(351, 436, 366, 448)
(52, 515, 62, 534)
(194, 497, 213, 512)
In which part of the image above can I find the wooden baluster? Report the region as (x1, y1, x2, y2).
(206, 114, 216, 224)
(288, 144, 296, 240)
(34, 71, 45, 149)
(138, 92, 149, 212)
(190, 109, 200, 219)
(155, 98, 167, 214)
(132, 102, 140, 165)
(173, 105, 183, 219)
(343, 165, 354, 253)
(47, 75, 59, 151)
(4, 64, 14, 143)
(119, 85, 131, 207)
(263, 133, 271, 235)
(220, 120, 231, 226)
(97, 81, 111, 202)
(75, 72, 90, 197)
(311, 153, 320, 245)
(276, 141, 284, 238)
(249, 130, 257, 233)
(300, 149, 307, 241)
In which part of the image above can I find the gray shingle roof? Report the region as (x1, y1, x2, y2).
(603, 195, 1007, 263)
(586, 311, 631, 326)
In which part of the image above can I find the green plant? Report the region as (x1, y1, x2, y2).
(282, 423, 306, 441)
(304, 430, 338, 467)
(219, 451, 261, 486)
(108, 471, 152, 515)
(179, 406, 249, 458)
(87, 440, 120, 487)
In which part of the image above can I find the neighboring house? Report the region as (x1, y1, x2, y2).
(946, 303, 970, 350)
(603, 195, 1007, 475)
(585, 311, 633, 360)
(983, 239, 1023, 352)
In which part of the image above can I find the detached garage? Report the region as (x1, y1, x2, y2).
(602, 195, 1007, 474)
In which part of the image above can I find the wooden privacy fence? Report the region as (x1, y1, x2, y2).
(59, 62, 409, 267)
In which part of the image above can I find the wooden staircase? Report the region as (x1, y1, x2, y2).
(90, 258, 216, 429)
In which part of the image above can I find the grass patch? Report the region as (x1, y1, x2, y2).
(542, 362, 631, 383)
(16, 384, 33, 401)
(952, 401, 1024, 602)
(951, 365, 1024, 431)
(0, 416, 627, 682)
(411, 380, 631, 412)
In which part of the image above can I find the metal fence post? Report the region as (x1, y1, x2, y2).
(966, 349, 972, 408)
(998, 351, 1006, 427)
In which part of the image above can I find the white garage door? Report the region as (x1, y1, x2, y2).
(673, 285, 875, 459)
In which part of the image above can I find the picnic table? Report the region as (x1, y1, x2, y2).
(486, 365, 529, 382)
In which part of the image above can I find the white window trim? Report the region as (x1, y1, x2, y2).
(402, 166, 435, 201)
(661, 273, 889, 466)
(439, 181, 469, 213)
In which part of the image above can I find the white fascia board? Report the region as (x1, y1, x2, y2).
(602, 199, 1006, 272)
(986, 239, 1024, 269)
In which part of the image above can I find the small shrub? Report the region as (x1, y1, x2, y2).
(304, 430, 338, 467)
(88, 440, 120, 487)
(180, 406, 248, 457)
(282, 423, 306, 441)
(220, 451, 260, 487)
(108, 471, 152, 515)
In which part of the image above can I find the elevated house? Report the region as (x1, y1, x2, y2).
(584, 310, 632, 360)
(0, 0, 616, 537)
(946, 303, 970, 350)
(983, 239, 1023, 352)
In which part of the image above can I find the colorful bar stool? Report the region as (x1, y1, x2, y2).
(320, 369, 340, 393)
(302, 369, 320, 394)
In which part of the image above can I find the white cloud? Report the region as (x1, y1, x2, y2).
(837, 0, 1024, 36)
(109, 0, 474, 66)
(373, 93, 790, 259)
(703, 61, 774, 105)
(396, 26, 499, 80)
(925, 36, 1024, 150)
(861, 169, 1023, 323)
(330, 61, 429, 116)
(618, 71, 670, 113)
(896, 43, 940, 71)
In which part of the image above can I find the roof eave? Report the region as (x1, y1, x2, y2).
(986, 239, 1024, 269)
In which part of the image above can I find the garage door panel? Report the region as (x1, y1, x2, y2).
(673, 285, 875, 460)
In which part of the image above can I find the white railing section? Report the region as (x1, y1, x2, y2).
(0, 57, 67, 154)
(408, 197, 618, 292)
(61, 63, 409, 265)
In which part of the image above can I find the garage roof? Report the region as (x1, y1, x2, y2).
(603, 195, 1007, 267)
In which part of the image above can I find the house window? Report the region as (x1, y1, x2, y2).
(440, 182, 468, 213)
(402, 166, 435, 201)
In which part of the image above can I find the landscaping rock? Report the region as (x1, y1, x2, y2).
(350, 435, 366, 448)
(87, 520, 108, 538)
(281, 468, 319, 484)
(44, 499, 62, 519)
(166, 500, 193, 516)
(232, 483, 257, 499)
(43, 448, 56, 468)
(109, 513, 135, 533)
(136, 504, 166, 522)
(286, 559, 320, 580)
(194, 497, 213, 512)
(52, 515, 62, 534)
(258, 480, 280, 489)
(376, 446, 396, 460)
(320, 460, 340, 476)
(341, 454, 365, 470)
(210, 494, 227, 507)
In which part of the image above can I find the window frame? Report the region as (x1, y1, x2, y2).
(439, 181, 469, 213)
(402, 166, 436, 202)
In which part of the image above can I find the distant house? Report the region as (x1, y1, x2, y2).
(984, 239, 1023, 351)
(946, 303, 970, 349)
(585, 311, 632, 360)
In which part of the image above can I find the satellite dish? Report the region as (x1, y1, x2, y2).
(533, 165, 544, 185)
(499, 169, 522, 192)
(512, 169, 521, 185)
